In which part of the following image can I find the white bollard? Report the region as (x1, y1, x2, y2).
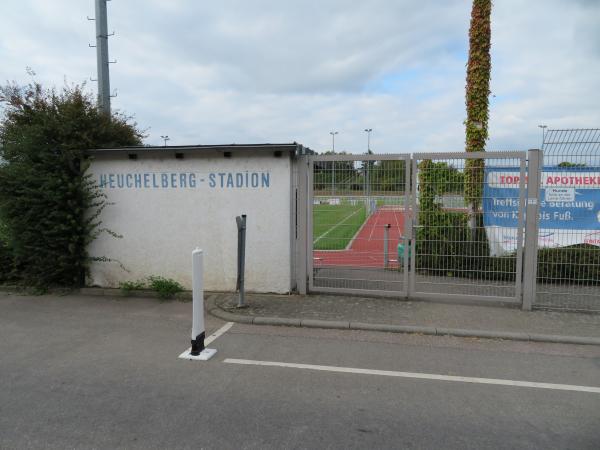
(178, 248, 217, 361)
(191, 248, 205, 354)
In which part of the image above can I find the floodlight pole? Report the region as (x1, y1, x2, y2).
(365, 128, 372, 152)
(364, 129, 373, 210)
(538, 124, 547, 150)
(330, 131, 338, 196)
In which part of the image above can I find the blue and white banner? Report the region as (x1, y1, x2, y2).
(483, 167, 600, 255)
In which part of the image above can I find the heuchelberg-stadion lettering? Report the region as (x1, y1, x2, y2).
(98, 172, 271, 189)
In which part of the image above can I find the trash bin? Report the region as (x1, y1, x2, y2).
(397, 241, 411, 260)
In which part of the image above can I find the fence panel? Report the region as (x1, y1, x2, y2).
(534, 129, 600, 312)
(409, 152, 527, 304)
(308, 154, 411, 297)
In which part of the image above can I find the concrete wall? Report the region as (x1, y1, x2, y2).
(87, 150, 293, 293)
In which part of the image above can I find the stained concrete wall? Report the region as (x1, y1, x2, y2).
(87, 149, 293, 293)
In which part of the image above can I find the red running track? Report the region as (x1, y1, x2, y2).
(314, 208, 406, 268)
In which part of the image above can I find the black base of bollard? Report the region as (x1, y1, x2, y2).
(190, 331, 206, 356)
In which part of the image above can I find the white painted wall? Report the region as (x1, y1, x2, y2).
(87, 150, 293, 293)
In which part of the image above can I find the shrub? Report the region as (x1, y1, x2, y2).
(147, 276, 184, 300)
(0, 80, 143, 288)
(537, 244, 600, 285)
(0, 240, 14, 284)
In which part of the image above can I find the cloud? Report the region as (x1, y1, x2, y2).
(0, 0, 598, 153)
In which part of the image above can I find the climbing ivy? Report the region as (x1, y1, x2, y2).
(464, 0, 492, 212)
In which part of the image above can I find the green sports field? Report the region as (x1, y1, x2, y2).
(313, 203, 367, 250)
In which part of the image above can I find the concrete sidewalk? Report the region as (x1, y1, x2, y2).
(208, 292, 600, 345)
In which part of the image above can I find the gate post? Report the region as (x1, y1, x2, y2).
(296, 155, 309, 295)
(383, 224, 390, 269)
(522, 149, 543, 310)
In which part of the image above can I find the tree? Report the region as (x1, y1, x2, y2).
(464, 0, 492, 230)
(0, 81, 143, 288)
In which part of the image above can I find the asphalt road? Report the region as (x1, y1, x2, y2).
(1, 293, 599, 449)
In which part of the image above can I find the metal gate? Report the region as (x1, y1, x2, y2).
(307, 154, 411, 297)
(409, 152, 527, 305)
(305, 151, 529, 305)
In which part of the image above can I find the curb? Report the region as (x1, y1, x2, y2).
(61, 288, 600, 347)
(208, 300, 600, 347)
(78, 287, 193, 301)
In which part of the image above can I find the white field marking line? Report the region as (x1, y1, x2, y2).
(344, 208, 375, 250)
(368, 209, 381, 241)
(179, 322, 234, 357)
(223, 359, 600, 394)
(313, 208, 362, 245)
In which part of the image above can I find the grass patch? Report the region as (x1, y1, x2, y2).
(119, 279, 146, 295)
(313, 203, 367, 250)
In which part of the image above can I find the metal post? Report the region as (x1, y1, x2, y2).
(297, 156, 308, 295)
(95, 0, 111, 114)
(307, 158, 315, 292)
(522, 149, 543, 310)
(332, 161, 335, 196)
(384, 224, 391, 269)
(236, 215, 247, 307)
(363, 161, 371, 214)
(402, 155, 411, 297)
(409, 156, 419, 296)
(330, 131, 338, 197)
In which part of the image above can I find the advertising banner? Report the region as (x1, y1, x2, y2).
(483, 167, 600, 255)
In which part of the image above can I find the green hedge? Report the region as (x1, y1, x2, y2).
(415, 210, 600, 285)
(537, 244, 600, 285)
(0, 241, 14, 283)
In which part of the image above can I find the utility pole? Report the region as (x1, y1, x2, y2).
(95, 0, 111, 115)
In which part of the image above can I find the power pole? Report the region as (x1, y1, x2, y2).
(95, 0, 111, 115)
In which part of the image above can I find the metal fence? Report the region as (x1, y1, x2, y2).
(534, 129, 600, 312)
(301, 138, 599, 313)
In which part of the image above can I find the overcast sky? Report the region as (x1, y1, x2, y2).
(1, 0, 599, 153)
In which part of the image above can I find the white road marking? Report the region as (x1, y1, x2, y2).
(223, 358, 600, 394)
(178, 322, 234, 360)
(206, 322, 234, 345)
